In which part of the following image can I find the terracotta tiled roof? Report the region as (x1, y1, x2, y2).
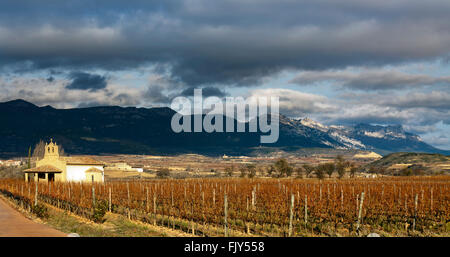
(85, 167, 103, 173)
(63, 156, 104, 166)
(24, 165, 62, 173)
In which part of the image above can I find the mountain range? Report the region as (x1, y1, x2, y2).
(0, 99, 448, 158)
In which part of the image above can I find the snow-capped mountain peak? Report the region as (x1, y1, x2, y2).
(300, 117, 329, 132)
(278, 116, 444, 154)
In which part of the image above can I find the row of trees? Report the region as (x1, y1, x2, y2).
(147, 157, 429, 179)
(231, 155, 361, 179)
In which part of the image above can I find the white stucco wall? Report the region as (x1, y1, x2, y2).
(66, 165, 104, 182)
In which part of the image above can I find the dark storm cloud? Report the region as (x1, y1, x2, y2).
(1, 0, 450, 86)
(320, 101, 450, 130)
(180, 87, 228, 97)
(66, 72, 107, 91)
(143, 85, 172, 104)
(338, 89, 450, 122)
(336, 91, 450, 112)
(382, 92, 450, 110)
(291, 69, 450, 90)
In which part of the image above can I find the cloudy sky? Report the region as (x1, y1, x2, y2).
(0, 0, 449, 149)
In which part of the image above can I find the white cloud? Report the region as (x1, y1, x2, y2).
(0, 76, 142, 108)
(421, 133, 450, 149)
(247, 88, 337, 117)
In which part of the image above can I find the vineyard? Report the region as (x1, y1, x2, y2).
(0, 177, 449, 236)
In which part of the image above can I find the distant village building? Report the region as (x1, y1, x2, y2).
(131, 165, 144, 173)
(363, 173, 378, 178)
(0, 160, 22, 167)
(110, 162, 132, 171)
(24, 140, 104, 183)
(106, 162, 143, 172)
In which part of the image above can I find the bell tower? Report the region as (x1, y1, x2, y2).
(44, 138, 59, 159)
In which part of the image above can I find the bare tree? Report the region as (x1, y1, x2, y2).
(258, 166, 266, 177)
(156, 168, 170, 178)
(225, 166, 234, 177)
(321, 163, 335, 178)
(239, 165, 247, 178)
(32, 140, 46, 159)
(295, 167, 304, 178)
(247, 164, 256, 178)
(267, 165, 275, 177)
(349, 163, 358, 178)
(314, 166, 325, 180)
(274, 158, 293, 177)
(302, 164, 314, 178)
(335, 155, 349, 179)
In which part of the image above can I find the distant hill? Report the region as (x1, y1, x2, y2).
(301, 119, 449, 155)
(366, 152, 450, 174)
(370, 152, 450, 166)
(0, 99, 448, 158)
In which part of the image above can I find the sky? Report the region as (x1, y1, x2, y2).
(0, 0, 449, 149)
